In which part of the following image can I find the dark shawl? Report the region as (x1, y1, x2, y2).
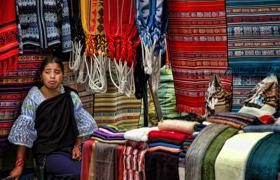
(33, 87, 79, 155)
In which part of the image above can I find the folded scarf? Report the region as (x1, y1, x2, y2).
(81, 139, 95, 180)
(148, 146, 182, 154)
(215, 132, 271, 180)
(243, 125, 280, 133)
(94, 141, 119, 180)
(149, 130, 190, 144)
(145, 151, 179, 180)
(245, 133, 280, 180)
(202, 127, 239, 180)
(148, 141, 181, 149)
(158, 120, 198, 134)
(185, 124, 229, 180)
(124, 127, 158, 142)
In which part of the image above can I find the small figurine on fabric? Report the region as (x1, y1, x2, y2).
(205, 75, 232, 117)
(239, 74, 279, 123)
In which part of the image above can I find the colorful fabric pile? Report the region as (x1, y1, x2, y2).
(168, 0, 232, 115)
(91, 125, 126, 144)
(207, 112, 261, 129)
(147, 129, 190, 156)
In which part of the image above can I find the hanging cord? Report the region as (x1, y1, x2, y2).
(69, 40, 83, 72)
(151, 49, 162, 93)
(77, 53, 88, 84)
(124, 63, 135, 97)
(108, 58, 136, 96)
(84, 53, 107, 93)
(108, 58, 125, 94)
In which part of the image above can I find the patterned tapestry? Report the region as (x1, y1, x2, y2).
(0, 55, 45, 152)
(226, 0, 280, 112)
(94, 76, 142, 130)
(168, 0, 232, 115)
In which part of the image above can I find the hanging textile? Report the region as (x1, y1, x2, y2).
(168, 0, 232, 115)
(104, 0, 140, 96)
(80, 0, 108, 57)
(135, 0, 168, 93)
(74, 0, 108, 93)
(227, 0, 280, 114)
(68, 0, 86, 73)
(0, 0, 18, 76)
(0, 55, 45, 153)
(226, 0, 280, 75)
(16, 0, 72, 53)
(93, 76, 142, 130)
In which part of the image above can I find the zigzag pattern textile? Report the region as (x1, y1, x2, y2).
(168, 0, 232, 115)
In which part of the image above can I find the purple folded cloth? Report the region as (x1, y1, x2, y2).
(94, 129, 125, 139)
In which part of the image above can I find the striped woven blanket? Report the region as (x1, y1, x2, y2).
(227, 0, 280, 113)
(94, 77, 142, 130)
(0, 55, 44, 144)
(168, 0, 231, 115)
(226, 0, 280, 75)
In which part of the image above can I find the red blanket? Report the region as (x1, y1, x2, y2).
(0, 0, 18, 76)
(168, 0, 232, 115)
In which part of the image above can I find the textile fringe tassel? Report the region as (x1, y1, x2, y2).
(78, 53, 108, 93)
(108, 58, 135, 97)
(0, 56, 18, 76)
(177, 104, 205, 116)
(141, 40, 162, 93)
(69, 40, 83, 73)
(141, 41, 155, 75)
